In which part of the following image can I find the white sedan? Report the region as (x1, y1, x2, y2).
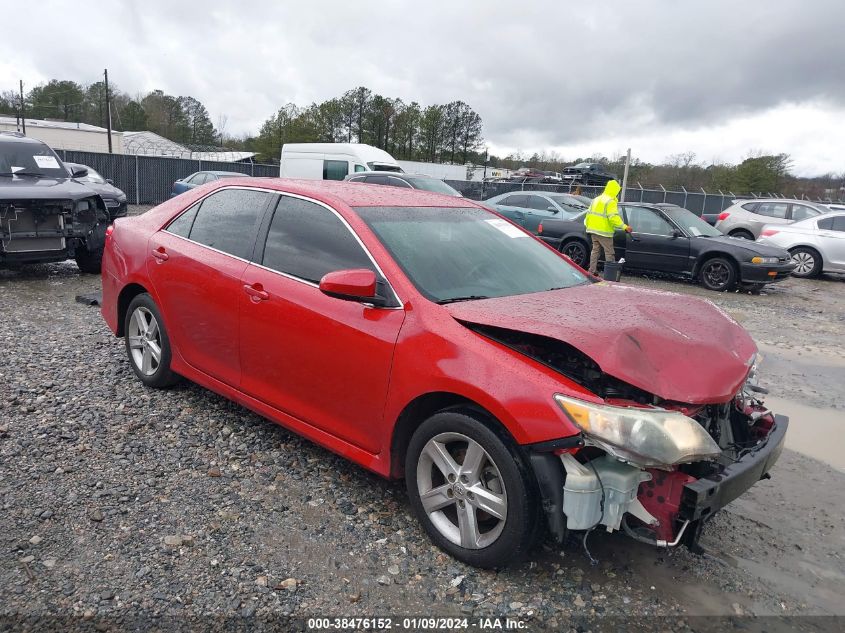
(757, 212, 845, 278)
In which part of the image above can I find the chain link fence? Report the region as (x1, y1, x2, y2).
(57, 150, 279, 205)
(55, 149, 840, 213)
(447, 180, 769, 215)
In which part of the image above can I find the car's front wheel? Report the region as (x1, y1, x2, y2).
(124, 293, 180, 388)
(405, 410, 540, 568)
(789, 247, 822, 278)
(699, 256, 737, 291)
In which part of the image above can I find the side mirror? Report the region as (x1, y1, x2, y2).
(547, 206, 559, 213)
(319, 269, 386, 306)
(106, 178, 114, 185)
(672, 229, 683, 238)
(71, 167, 89, 178)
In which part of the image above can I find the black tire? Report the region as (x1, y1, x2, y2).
(405, 410, 541, 568)
(75, 246, 103, 274)
(789, 246, 822, 278)
(729, 229, 754, 240)
(698, 256, 737, 291)
(123, 293, 180, 388)
(560, 239, 589, 267)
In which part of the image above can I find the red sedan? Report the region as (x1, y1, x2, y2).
(101, 179, 787, 568)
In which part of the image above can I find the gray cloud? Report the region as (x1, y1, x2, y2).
(2, 0, 844, 171)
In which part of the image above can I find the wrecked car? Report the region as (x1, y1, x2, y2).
(100, 179, 787, 568)
(1, 132, 109, 273)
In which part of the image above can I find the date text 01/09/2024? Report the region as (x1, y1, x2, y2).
(306, 617, 528, 630)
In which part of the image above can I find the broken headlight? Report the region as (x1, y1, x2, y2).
(554, 394, 721, 468)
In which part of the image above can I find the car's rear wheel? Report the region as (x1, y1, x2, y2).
(124, 294, 179, 388)
(560, 239, 588, 267)
(405, 410, 540, 568)
(75, 245, 103, 274)
(699, 256, 737, 291)
(729, 229, 754, 240)
(789, 247, 822, 278)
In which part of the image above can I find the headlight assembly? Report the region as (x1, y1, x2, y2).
(751, 256, 779, 264)
(554, 394, 721, 468)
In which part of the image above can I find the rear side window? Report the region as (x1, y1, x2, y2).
(755, 202, 788, 219)
(261, 196, 374, 283)
(832, 217, 845, 232)
(186, 188, 272, 259)
(387, 176, 413, 188)
(188, 173, 207, 185)
(366, 175, 388, 185)
(741, 202, 758, 212)
(818, 217, 834, 230)
(166, 202, 200, 238)
(323, 160, 348, 181)
(502, 194, 529, 207)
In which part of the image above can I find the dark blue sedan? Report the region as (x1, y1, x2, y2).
(170, 171, 243, 197)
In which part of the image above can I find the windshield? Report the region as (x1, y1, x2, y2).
(0, 143, 68, 178)
(663, 207, 722, 237)
(549, 194, 589, 211)
(405, 177, 462, 197)
(355, 206, 589, 303)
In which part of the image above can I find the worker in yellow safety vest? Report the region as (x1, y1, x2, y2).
(584, 179, 632, 274)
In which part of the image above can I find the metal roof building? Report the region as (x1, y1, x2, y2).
(0, 116, 123, 153)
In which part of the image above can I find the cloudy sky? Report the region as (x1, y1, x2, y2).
(2, 0, 843, 176)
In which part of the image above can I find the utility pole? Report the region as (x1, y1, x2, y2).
(104, 68, 113, 153)
(19, 80, 26, 134)
(620, 147, 631, 202)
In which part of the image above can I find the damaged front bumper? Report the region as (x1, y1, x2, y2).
(528, 413, 788, 554)
(680, 414, 787, 523)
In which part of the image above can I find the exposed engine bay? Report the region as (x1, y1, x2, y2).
(468, 322, 787, 555)
(0, 196, 107, 265)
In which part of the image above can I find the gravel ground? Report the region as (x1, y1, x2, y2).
(1, 208, 844, 628)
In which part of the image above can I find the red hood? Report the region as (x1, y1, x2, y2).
(444, 282, 757, 404)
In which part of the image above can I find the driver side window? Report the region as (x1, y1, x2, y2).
(626, 206, 675, 236)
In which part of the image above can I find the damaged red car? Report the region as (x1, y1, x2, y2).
(101, 179, 788, 568)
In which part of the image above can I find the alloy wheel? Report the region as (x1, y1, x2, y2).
(127, 306, 162, 376)
(416, 432, 507, 549)
(703, 261, 730, 289)
(562, 242, 587, 266)
(792, 251, 815, 275)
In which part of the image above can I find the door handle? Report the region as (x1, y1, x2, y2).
(151, 247, 169, 261)
(243, 283, 269, 302)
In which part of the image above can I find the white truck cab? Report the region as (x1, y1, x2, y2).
(279, 143, 402, 180)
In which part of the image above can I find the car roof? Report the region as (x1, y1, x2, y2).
(216, 177, 480, 208)
(349, 172, 431, 178)
(202, 170, 244, 175)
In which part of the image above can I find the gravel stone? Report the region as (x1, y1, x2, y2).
(1, 230, 844, 621)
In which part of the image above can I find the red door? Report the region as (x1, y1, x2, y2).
(147, 231, 246, 387)
(238, 265, 405, 453)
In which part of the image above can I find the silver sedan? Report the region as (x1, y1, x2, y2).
(757, 212, 845, 278)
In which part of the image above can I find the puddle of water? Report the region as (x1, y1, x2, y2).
(764, 396, 845, 471)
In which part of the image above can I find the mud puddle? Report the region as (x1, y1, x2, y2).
(764, 396, 845, 471)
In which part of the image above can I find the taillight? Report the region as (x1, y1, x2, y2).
(105, 224, 114, 243)
(538, 223, 544, 234)
(761, 228, 779, 237)
(718, 212, 730, 221)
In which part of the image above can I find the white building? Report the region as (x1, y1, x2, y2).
(0, 116, 123, 153)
